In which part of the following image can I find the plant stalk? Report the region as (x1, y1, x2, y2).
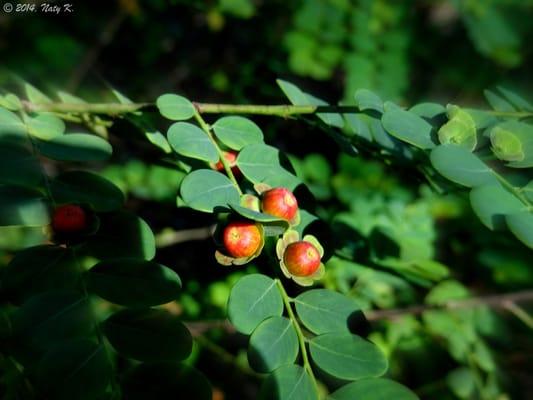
(275, 279, 320, 394)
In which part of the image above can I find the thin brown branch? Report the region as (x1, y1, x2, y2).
(365, 289, 533, 321)
(155, 225, 215, 248)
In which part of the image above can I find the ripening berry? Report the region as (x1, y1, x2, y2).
(283, 241, 321, 277)
(222, 221, 262, 258)
(214, 150, 241, 177)
(52, 204, 87, 233)
(260, 187, 298, 221)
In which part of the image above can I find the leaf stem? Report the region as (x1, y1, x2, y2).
(193, 108, 243, 195)
(275, 279, 319, 394)
(21, 100, 351, 117)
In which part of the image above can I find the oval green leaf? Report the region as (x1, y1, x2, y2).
(156, 94, 195, 121)
(0, 185, 50, 227)
(330, 378, 419, 400)
(430, 145, 496, 188)
(248, 316, 299, 373)
(354, 89, 384, 113)
(26, 113, 65, 140)
(409, 102, 446, 118)
(50, 170, 124, 212)
(470, 183, 525, 230)
(382, 106, 436, 149)
(167, 122, 218, 162)
(35, 339, 111, 400)
(227, 274, 284, 335)
(237, 144, 301, 190)
(294, 289, 361, 335)
(277, 79, 343, 128)
(229, 203, 289, 224)
(86, 259, 181, 307)
(2, 245, 78, 304)
(36, 133, 112, 162)
(12, 291, 93, 353)
(82, 211, 156, 260)
(213, 116, 264, 150)
(103, 308, 192, 362)
(0, 108, 27, 140)
(506, 211, 533, 248)
(0, 143, 42, 187)
(259, 364, 317, 400)
(180, 169, 240, 212)
(309, 333, 387, 380)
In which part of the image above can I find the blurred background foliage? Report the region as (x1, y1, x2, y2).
(1, 0, 533, 399)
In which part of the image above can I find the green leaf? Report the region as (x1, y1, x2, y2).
(2, 245, 78, 304)
(26, 113, 65, 140)
(294, 289, 361, 335)
(446, 367, 476, 399)
(0, 108, 27, 140)
(213, 116, 264, 150)
(0, 93, 22, 111)
(248, 316, 299, 373)
(12, 292, 93, 353)
(343, 113, 373, 141)
(103, 308, 192, 362)
(277, 79, 344, 128)
(35, 339, 111, 400)
(122, 362, 211, 400)
(167, 122, 218, 163)
(470, 183, 525, 230)
(228, 203, 289, 236)
(86, 259, 181, 307)
(354, 89, 384, 113)
(156, 94, 195, 121)
(0, 143, 42, 188)
(0, 185, 50, 227)
(237, 143, 301, 190)
(82, 211, 155, 260)
(113, 90, 171, 153)
(57, 91, 87, 104)
(409, 102, 446, 119)
(24, 83, 52, 103)
(484, 89, 516, 112)
(382, 105, 436, 149)
(227, 274, 284, 335)
(425, 280, 470, 306)
(36, 133, 112, 162)
(330, 378, 419, 400)
(180, 169, 240, 212)
(506, 212, 533, 249)
(259, 364, 317, 400)
(309, 333, 387, 380)
(430, 145, 496, 188)
(229, 203, 289, 223)
(495, 86, 533, 112)
(50, 170, 124, 212)
(328, 378, 418, 400)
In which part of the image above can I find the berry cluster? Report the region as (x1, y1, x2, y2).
(215, 184, 324, 286)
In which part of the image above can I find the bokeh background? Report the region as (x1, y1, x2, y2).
(1, 1, 533, 399)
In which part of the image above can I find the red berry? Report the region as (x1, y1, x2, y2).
(283, 241, 321, 277)
(261, 188, 298, 221)
(214, 150, 241, 178)
(52, 205, 87, 233)
(222, 221, 262, 258)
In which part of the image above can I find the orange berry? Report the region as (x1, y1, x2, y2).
(283, 241, 321, 277)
